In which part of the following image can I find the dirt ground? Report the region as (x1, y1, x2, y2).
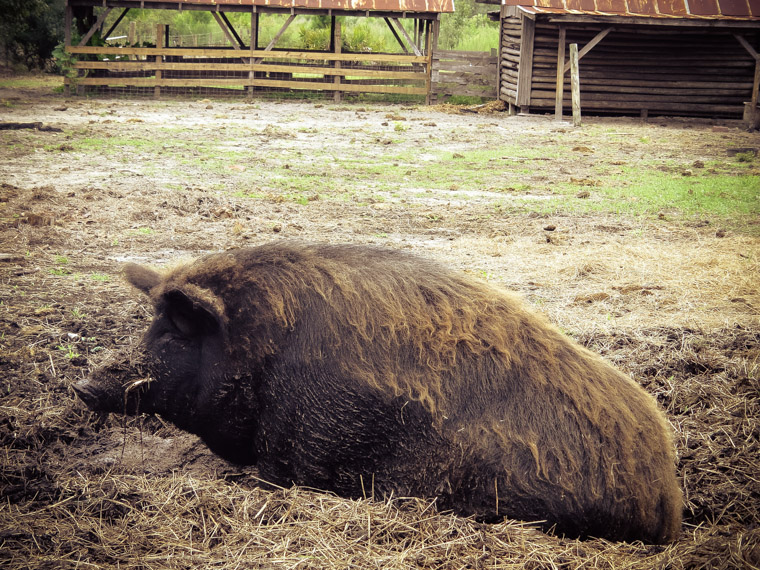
(1, 83, 759, 568)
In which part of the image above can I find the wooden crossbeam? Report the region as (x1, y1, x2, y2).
(391, 17, 422, 57)
(734, 33, 759, 60)
(254, 13, 296, 64)
(265, 14, 296, 52)
(217, 11, 246, 49)
(78, 8, 112, 46)
(384, 17, 409, 55)
(103, 8, 130, 41)
(563, 27, 613, 73)
(211, 12, 240, 49)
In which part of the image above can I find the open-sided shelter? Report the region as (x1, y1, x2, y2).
(64, 0, 454, 101)
(493, 0, 760, 119)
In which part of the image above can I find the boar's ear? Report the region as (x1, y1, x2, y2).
(163, 290, 221, 337)
(123, 263, 161, 295)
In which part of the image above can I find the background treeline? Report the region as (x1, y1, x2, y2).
(0, 0, 65, 69)
(0, 0, 498, 71)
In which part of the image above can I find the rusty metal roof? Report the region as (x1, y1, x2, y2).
(135, 0, 454, 13)
(502, 0, 760, 19)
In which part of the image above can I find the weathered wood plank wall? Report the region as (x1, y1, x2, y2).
(430, 49, 498, 99)
(500, 14, 523, 105)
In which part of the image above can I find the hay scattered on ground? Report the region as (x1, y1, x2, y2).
(429, 100, 508, 116)
(1, 466, 759, 569)
(2, 319, 758, 569)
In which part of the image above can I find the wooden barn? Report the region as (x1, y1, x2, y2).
(493, 0, 760, 119)
(63, 0, 454, 101)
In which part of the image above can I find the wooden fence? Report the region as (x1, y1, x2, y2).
(65, 45, 432, 99)
(430, 49, 498, 100)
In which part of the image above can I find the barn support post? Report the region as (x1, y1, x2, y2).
(333, 19, 342, 103)
(554, 25, 566, 121)
(252, 10, 260, 51)
(155, 24, 164, 99)
(570, 43, 581, 127)
(425, 19, 439, 105)
(516, 14, 535, 113)
(64, 5, 73, 96)
(248, 9, 257, 99)
(255, 13, 296, 64)
(734, 33, 760, 129)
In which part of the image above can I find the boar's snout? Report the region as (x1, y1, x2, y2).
(73, 347, 154, 414)
(73, 378, 114, 412)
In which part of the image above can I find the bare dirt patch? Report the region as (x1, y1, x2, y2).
(1, 91, 759, 568)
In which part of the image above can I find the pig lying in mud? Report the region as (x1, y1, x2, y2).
(74, 242, 682, 543)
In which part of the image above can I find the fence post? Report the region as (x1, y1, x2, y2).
(333, 19, 342, 103)
(570, 43, 581, 127)
(554, 26, 565, 121)
(128, 21, 136, 60)
(248, 9, 255, 99)
(155, 24, 164, 99)
(426, 19, 438, 105)
(64, 5, 72, 96)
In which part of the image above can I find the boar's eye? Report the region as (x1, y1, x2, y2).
(164, 290, 220, 338)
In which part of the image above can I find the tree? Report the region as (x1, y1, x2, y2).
(0, 0, 65, 69)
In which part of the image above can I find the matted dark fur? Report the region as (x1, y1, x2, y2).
(75, 242, 682, 543)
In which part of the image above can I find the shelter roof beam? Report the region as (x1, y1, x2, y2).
(67, 1, 444, 18)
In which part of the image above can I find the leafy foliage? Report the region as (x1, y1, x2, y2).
(0, 0, 65, 69)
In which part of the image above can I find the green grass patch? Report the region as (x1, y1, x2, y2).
(49, 268, 71, 276)
(523, 171, 759, 229)
(609, 172, 759, 219)
(0, 73, 63, 91)
(233, 189, 269, 200)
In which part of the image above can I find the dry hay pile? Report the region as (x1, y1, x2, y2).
(428, 101, 508, 116)
(1, 315, 759, 569)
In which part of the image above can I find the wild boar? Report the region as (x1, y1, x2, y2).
(74, 241, 682, 543)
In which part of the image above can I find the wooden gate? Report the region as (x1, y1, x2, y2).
(430, 49, 498, 100)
